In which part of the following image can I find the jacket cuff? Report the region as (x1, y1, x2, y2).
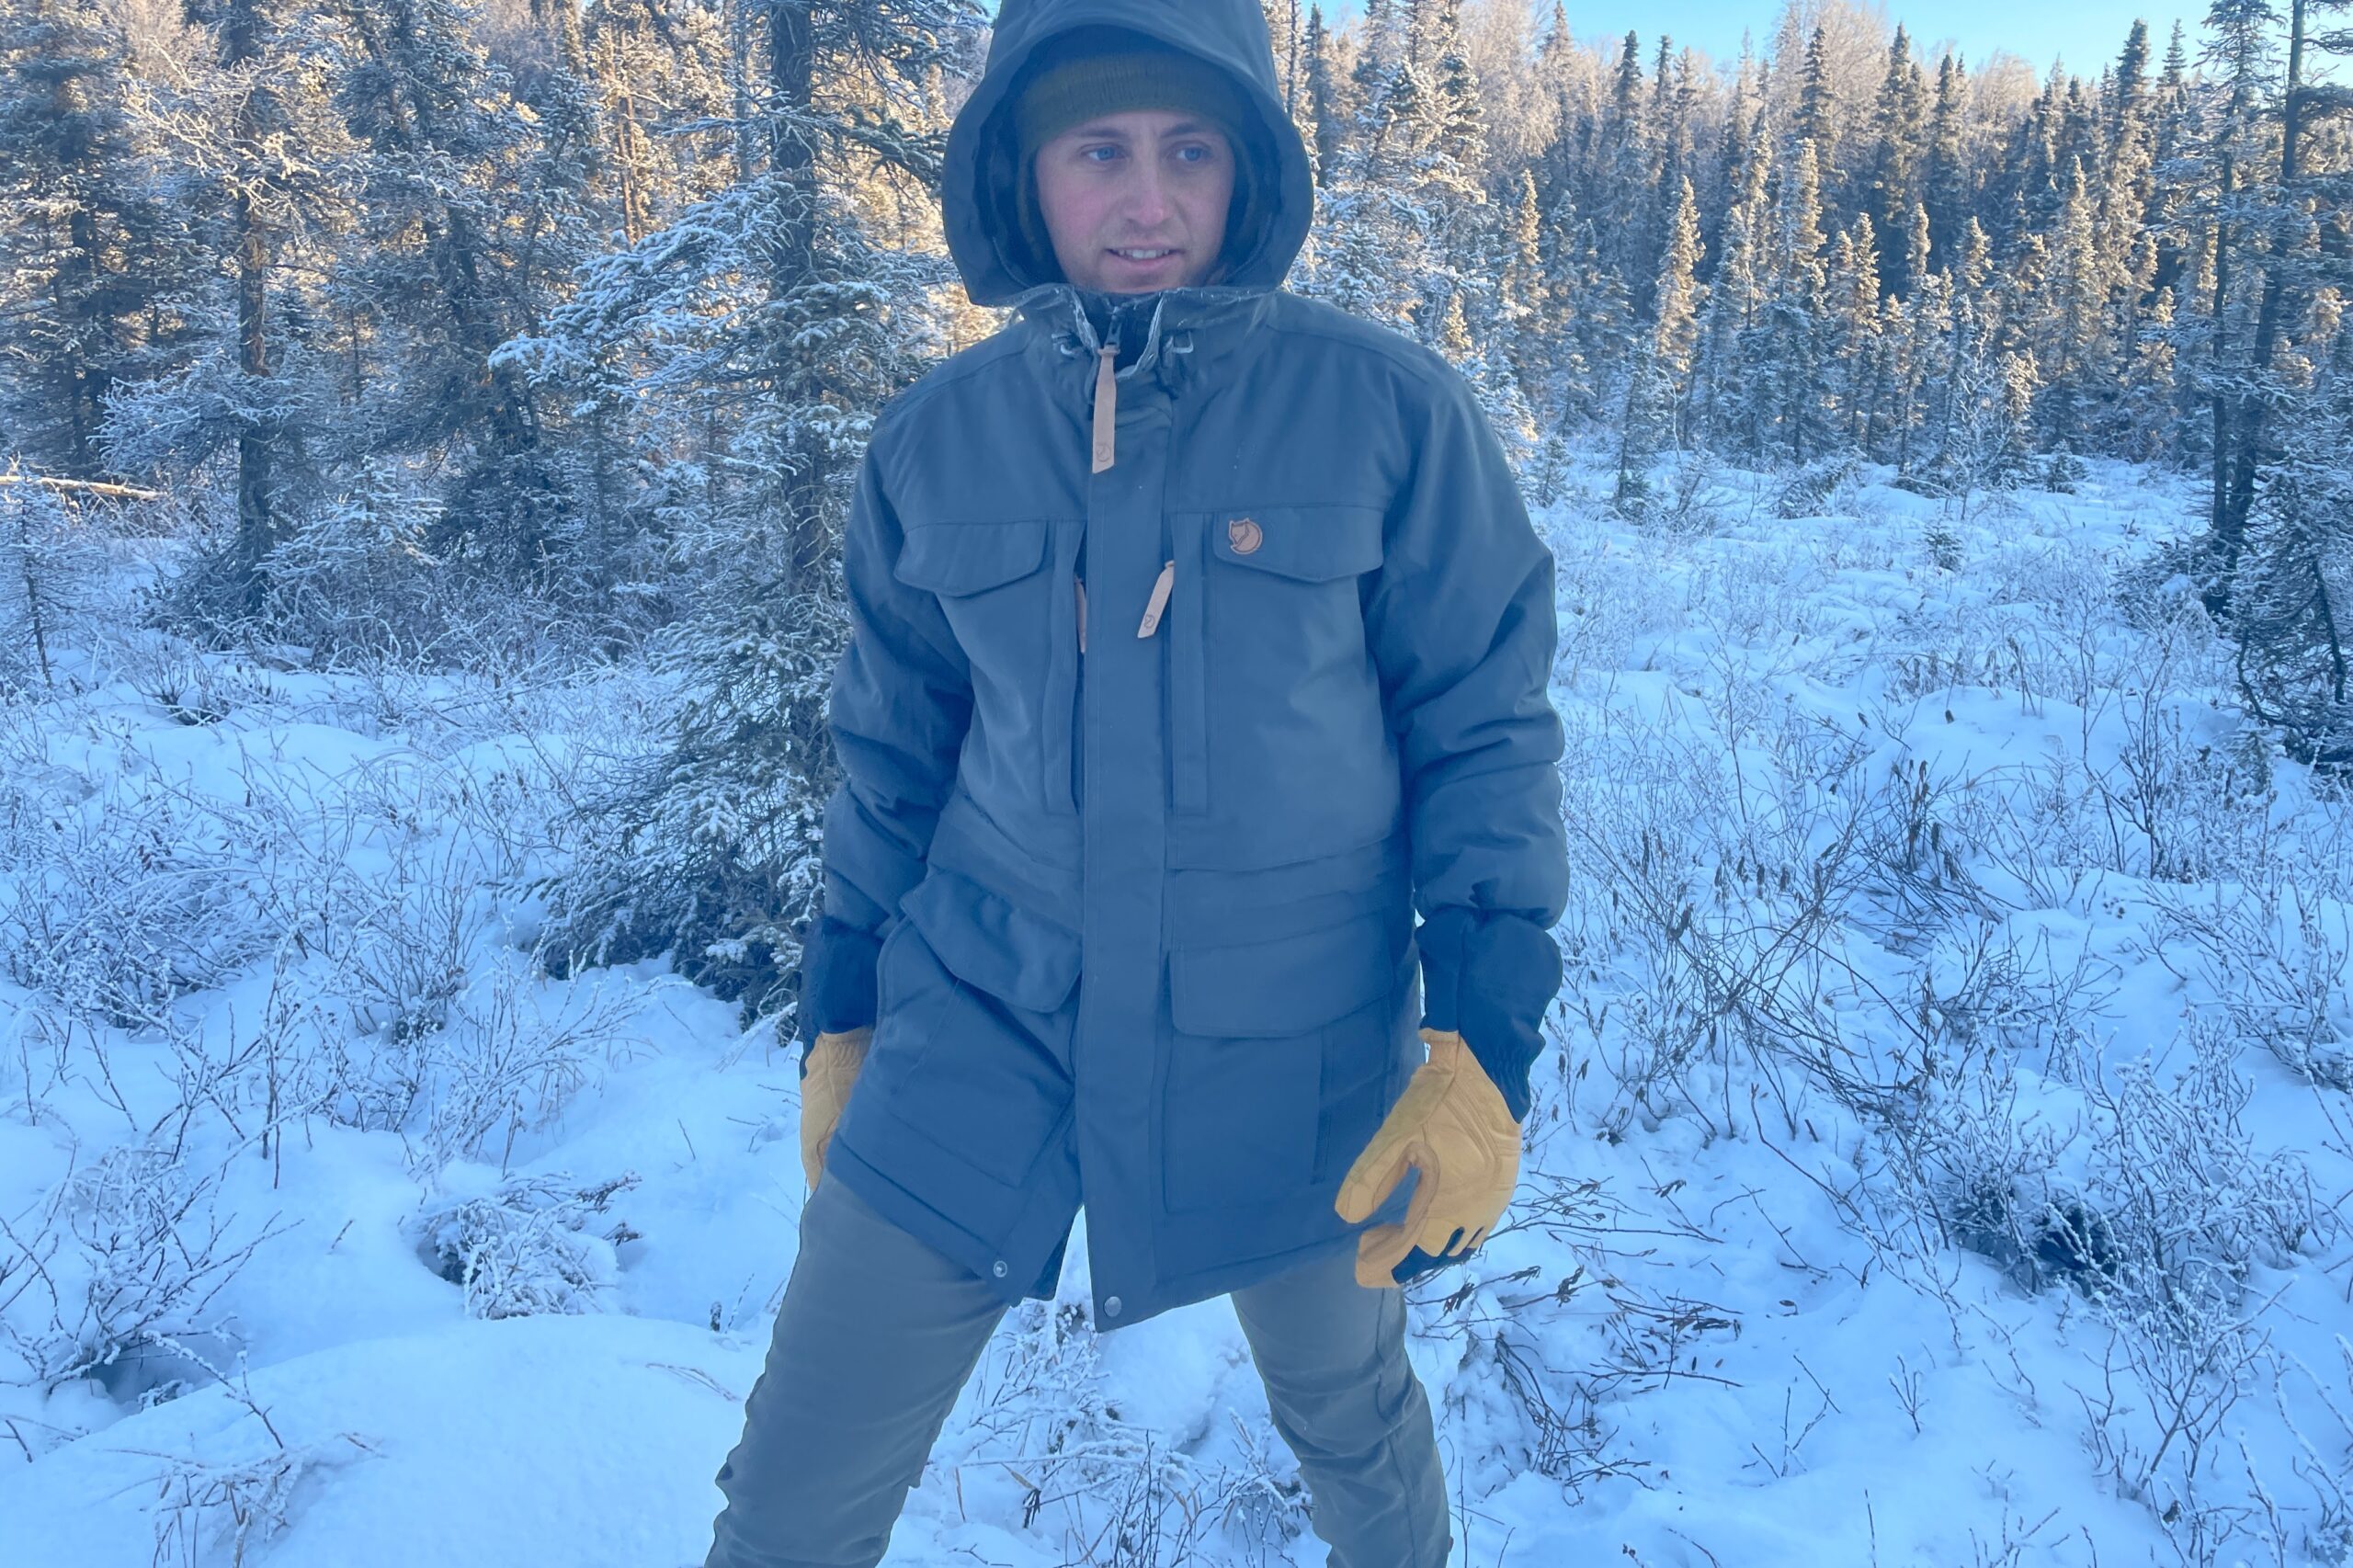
(795, 915, 883, 1050)
(1416, 907, 1563, 1121)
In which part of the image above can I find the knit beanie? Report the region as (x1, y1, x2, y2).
(1012, 43, 1253, 160)
(1003, 29, 1269, 289)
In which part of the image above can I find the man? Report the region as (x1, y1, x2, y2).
(705, 3, 1566, 1565)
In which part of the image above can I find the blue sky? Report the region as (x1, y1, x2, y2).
(1324, 3, 2195, 80)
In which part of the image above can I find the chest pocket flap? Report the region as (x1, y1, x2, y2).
(1211, 506, 1385, 582)
(894, 521, 1051, 597)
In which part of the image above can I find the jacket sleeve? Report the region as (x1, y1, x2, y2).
(797, 433, 972, 1049)
(1363, 378, 1569, 1120)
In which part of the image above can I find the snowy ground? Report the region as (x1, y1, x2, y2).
(2, 455, 2349, 1568)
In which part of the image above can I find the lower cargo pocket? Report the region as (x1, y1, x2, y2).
(1159, 912, 1403, 1214)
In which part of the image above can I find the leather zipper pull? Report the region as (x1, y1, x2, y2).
(1092, 347, 1117, 473)
(1136, 561, 1175, 638)
(1075, 577, 1087, 653)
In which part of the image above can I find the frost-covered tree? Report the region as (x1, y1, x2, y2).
(100, 0, 361, 619)
(1765, 137, 1832, 461)
(584, 0, 733, 243)
(2195, 0, 2352, 626)
(0, 0, 189, 479)
(326, 0, 583, 586)
(1613, 172, 1703, 513)
(0, 474, 108, 687)
(2231, 324, 2351, 763)
(527, 0, 980, 1020)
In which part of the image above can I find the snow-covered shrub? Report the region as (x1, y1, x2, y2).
(2146, 874, 2353, 1093)
(2070, 1022, 2329, 1312)
(111, 635, 289, 728)
(415, 960, 630, 1170)
(252, 463, 449, 662)
(1882, 1041, 2077, 1286)
(411, 1170, 638, 1319)
(2100, 641, 2273, 885)
(2279, 1341, 2353, 1565)
(1774, 455, 1859, 520)
(309, 946, 628, 1174)
(0, 782, 271, 1030)
(0, 476, 110, 692)
(0, 1141, 280, 1395)
(306, 837, 483, 1127)
(954, 1296, 1310, 1563)
(148, 1433, 376, 1568)
(1547, 521, 1682, 688)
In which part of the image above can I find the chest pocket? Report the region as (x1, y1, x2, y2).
(1167, 505, 1387, 823)
(893, 519, 1051, 597)
(894, 519, 1081, 815)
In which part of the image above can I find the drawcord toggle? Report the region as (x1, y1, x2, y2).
(1136, 561, 1175, 638)
(1091, 347, 1117, 472)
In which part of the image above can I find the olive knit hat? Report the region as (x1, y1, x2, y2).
(1012, 40, 1254, 158)
(1005, 28, 1268, 287)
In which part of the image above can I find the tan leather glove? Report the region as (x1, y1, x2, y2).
(799, 1028, 871, 1189)
(1334, 1028, 1521, 1288)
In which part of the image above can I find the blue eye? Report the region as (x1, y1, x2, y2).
(1083, 144, 1121, 163)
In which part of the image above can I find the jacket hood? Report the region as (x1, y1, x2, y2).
(945, 0, 1314, 308)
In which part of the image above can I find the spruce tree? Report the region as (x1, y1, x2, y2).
(327, 0, 582, 589)
(1696, 118, 1771, 457)
(103, 0, 360, 619)
(531, 0, 981, 1021)
(1922, 52, 1971, 269)
(585, 0, 733, 244)
(0, 0, 186, 479)
(1768, 138, 1831, 461)
(1866, 26, 1927, 297)
(1302, 4, 1341, 187)
(2232, 322, 2351, 763)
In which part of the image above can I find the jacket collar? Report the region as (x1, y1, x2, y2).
(1013, 282, 1275, 397)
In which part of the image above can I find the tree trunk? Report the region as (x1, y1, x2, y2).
(766, 1, 825, 595)
(2211, 0, 2309, 605)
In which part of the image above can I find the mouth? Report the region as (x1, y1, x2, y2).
(1106, 247, 1182, 267)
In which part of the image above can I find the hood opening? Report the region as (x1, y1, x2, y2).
(943, 1, 1313, 308)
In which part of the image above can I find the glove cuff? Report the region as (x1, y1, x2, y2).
(796, 915, 883, 1048)
(1417, 909, 1562, 1121)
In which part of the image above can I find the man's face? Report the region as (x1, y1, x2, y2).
(1033, 109, 1235, 293)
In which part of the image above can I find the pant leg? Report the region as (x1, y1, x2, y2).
(705, 1172, 1010, 1568)
(1229, 1246, 1451, 1568)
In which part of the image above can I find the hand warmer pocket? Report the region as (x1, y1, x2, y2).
(870, 869, 1082, 1189)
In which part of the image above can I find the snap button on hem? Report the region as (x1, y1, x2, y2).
(1103, 1295, 1122, 1318)
(991, 1259, 1009, 1279)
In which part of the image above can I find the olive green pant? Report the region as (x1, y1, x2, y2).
(705, 1174, 1450, 1568)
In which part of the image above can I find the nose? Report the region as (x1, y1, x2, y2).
(1119, 158, 1175, 228)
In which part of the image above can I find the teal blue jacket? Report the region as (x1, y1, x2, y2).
(800, 0, 1568, 1326)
